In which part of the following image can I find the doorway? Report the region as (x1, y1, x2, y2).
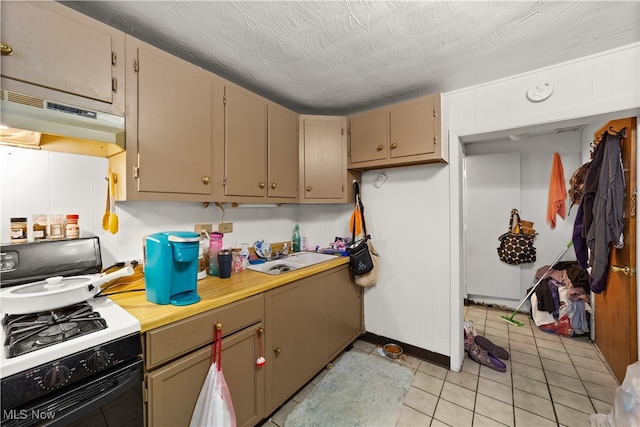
(463, 131, 582, 308)
(454, 111, 640, 378)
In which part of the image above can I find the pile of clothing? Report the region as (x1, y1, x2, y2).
(529, 261, 592, 337)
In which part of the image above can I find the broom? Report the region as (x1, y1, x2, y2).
(498, 241, 574, 326)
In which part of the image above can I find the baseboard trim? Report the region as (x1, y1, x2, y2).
(360, 332, 450, 369)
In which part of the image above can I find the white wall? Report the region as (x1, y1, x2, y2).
(0, 146, 353, 268)
(360, 164, 451, 356)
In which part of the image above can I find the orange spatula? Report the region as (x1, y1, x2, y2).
(349, 207, 362, 235)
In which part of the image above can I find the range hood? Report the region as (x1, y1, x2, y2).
(0, 89, 125, 158)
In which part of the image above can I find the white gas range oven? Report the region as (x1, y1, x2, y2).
(0, 238, 142, 427)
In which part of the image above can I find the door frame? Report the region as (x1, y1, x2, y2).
(449, 108, 640, 373)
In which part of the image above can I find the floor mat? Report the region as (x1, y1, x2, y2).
(284, 350, 414, 427)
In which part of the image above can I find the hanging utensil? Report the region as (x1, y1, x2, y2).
(349, 207, 362, 236)
(102, 177, 110, 231)
(108, 171, 119, 234)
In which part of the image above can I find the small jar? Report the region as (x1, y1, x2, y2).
(65, 214, 80, 239)
(32, 215, 47, 240)
(10, 217, 28, 243)
(49, 214, 65, 240)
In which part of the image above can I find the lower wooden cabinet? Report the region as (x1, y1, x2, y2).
(143, 267, 363, 426)
(144, 294, 265, 427)
(265, 266, 363, 413)
(146, 322, 264, 427)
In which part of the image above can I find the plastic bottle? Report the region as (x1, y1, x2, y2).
(292, 224, 301, 252)
(208, 232, 224, 276)
(239, 243, 250, 269)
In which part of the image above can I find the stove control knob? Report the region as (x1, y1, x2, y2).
(42, 365, 71, 390)
(86, 350, 111, 371)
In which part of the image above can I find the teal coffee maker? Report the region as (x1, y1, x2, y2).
(145, 231, 200, 306)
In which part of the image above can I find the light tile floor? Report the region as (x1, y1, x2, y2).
(265, 305, 620, 427)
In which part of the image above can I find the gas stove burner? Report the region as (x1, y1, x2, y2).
(4, 302, 107, 358)
(36, 322, 80, 344)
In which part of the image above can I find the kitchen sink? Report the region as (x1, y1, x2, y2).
(246, 252, 338, 275)
(282, 252, 338, 265)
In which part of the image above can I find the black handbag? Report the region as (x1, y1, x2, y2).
(347, 181, 377, 279)
(347, 235, 374, 275)
(497, 209, 536, 265)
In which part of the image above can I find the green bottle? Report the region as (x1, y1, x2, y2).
(292, 224, 301, 252)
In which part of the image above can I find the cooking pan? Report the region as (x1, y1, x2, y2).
(0, 266, 134, 315)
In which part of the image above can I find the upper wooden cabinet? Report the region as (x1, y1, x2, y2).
(299, 115, 359, 204)
(0, 1, 125, 115)
(268, 104, 299, 199)
(218, 81, 298, 202)
(113, 36, 218, 201)
(347, 93, 445, 170)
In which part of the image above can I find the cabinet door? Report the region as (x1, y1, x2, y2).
(268, 104, 298, 199)
(147, 324, 265, 427)
(266, 276, 328, 411)
(327, 267, 364, 359)
(133, 40, 214, 195)
(1, 2, 117, 105)
(389, 96, 436, 158)
(300, 116, 347, 201)
(224, 85, 267, 197)
(348, 110, 389, 164)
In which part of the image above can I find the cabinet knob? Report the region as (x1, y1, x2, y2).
(270, 183, 277, 190)
(273, 346, 282, 356)
(390, 143, 398, 150)
(259, 182, 266, 189)
(376, 144, 384, 151)
(306, 186, 312, 192)
(201, 176, 211, 185)
(0, 42, 12, 56)
(214, 322, 223, 331)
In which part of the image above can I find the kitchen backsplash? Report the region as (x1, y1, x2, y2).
(0, 146, 353, 268)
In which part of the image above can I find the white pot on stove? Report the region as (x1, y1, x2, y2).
(0, 266, 134, 315)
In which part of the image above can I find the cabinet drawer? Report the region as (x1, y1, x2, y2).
(145, 294, 264, 369)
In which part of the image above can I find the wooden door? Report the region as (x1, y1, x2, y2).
(300, 116, 346, 200)
(593, 117, 638, 383)
(265, 276, 328, 412)
(135, 41, 214, 195)
(267, 104, 298, 199)
(327, 267, 364, 359)
(224, 85, 267, 197)
(348, 110, 389, 164)
(389, 95, 436, 158)
(147, 324, 265, 427)
(1, 2, 115, 104)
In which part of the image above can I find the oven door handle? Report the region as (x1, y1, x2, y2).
(49, 360, 143, 426)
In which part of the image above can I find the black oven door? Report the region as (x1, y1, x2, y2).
(2, 359, 143, 427)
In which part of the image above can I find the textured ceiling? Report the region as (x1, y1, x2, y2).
(60, 1, 640, 115)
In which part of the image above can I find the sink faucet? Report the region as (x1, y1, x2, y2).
(271, 242, 290, 260)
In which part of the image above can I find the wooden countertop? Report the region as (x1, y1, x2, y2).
(106, 255, 350, 333)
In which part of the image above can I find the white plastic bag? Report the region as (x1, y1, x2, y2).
(590, 361, 640, 427)
(190, 326, 236, 427)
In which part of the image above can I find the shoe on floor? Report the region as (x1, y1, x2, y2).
(466, 343, 507, 372)
(475, 335, 510, 360)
